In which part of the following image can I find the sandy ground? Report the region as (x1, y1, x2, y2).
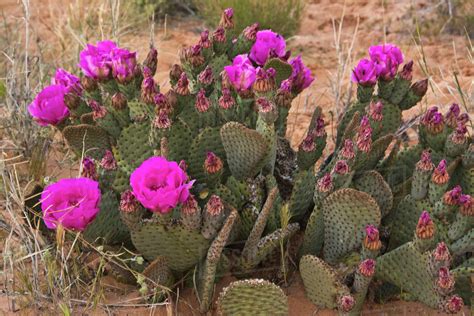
(0, 0, 473, 315)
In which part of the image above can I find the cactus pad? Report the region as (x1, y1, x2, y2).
(83, 191, 130, 245)
(300, 206, 324, 257)
(131, 220, 211, 272)
(322, 188, 381, 264)
(221, 122, 269, 180)
(63, 124, 111, 160)
(166, 119, 193, 162)
(287, 170, 316, 221)
(300, 255, 351, 309)
(187, 127, 226, 185)
(217, 279, 288, 316)
(353, 170, 393, 216)
(376, 242, 441, 308)
(116, 122, 154, 174)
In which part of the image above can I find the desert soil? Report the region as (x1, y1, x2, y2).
(0, 0, 472, 315)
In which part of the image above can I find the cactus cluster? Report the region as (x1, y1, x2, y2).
(28, 7, 472, 315)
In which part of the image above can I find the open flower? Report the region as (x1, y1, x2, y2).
(79, 40, 117, 80)
(110, 47, 138, 84)
(130, 156, 194, 213)
(289, 55, 315, 93)
(351, 58, 377, 86)
(40, 178, 101, 231)
(249, 30, 286, 65)
(28, 84, 69, 126)
(368, 43, 404, 80)
(224, 54, 257, 91)
(51, 68, 82, 96)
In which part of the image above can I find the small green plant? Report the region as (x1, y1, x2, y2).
(194, 0, 304, 37)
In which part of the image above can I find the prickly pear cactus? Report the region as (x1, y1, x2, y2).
(217, 279, 288, 316)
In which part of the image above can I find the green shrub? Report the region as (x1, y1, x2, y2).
(194, 0, 304, 37)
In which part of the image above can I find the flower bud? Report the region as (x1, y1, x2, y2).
(368, 100, 383, 121)
(253, 67, 276, 93)
(431, 160, 449, 185)
(212, 27, 226, 43)
(416, 211, 435, 239)
(313, 118, 326, 137)
(111, 92, 128, 110)
(443, 185, 462, 206)
(141, 74, 157, 104)
(457, 112, 469, 125)
(399, 60, 413, 81)
(358, 259, 376, 277)
(243, 23, 259, 41)
(154, 93, 171, 112)
(363, 224, 382, 251)
(181, 194, 199, 215)
(316, 173, 333, 193)
(199, 29, 212, 49)
(357, 127, 373, 153)
(437, 267, 455, 293)
(153, 110, 171, 129)
(338, 295, 355, 312)
(219, 8, 234, 29)
(120, 190, 140, 213)
(170, 64, 183, 84)
(412, 79, 428, 97)
(81, 76, 98, 92)
(459, 194, 473, 216)
(433, 242, 451, 263)
(204, 152, 223, 174)
(416, 150, 435, 172)
(89, 100, 107, 120)
(195, 89, 211, 113)
(206, 195, 224, 215)
(81, 157, 97, 180)
(198, 66, 214, 85)
(100, 150, 117, 171)
(275, 79, 292, 108)
(218, 88, 236, 110)
(333, 160, 350, 175)
(445, 103, 460, 128)
(451, 123, 467, 144)
(176, 72, 190, 96)
(143, 47, 158, 76)
(442, 295, 464, 314)
(340, 139, 355, 160)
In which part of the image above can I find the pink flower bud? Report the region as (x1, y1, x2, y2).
(100, 150, 117, 171)
(195, 89, 211, 113)
(206, 195, 224, 215)
(198, 66, 214, 85)
(358, 259, 376, 277)
(120, 190, 140, 213)
(338, 295, 355, 312)
(333, 160, 350, 175)
(416, 150, 435, 172)
(432, 160, 449, 185)
(416, 211, 434, 239)
(443, 185, 462, 206)
(243, 23, 259, 41)
(316, 173, 333, 193)
(218, 88, 236, 110)
(153, 110, 171, 129)
(181, 194, 199, 215)
(176, 72, 190, 95)
(341, 139, 355, 160)
(81, 157, 97, 180)
(204, 152, 223, 174)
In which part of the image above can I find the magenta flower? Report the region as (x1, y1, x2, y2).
(28, 84, 69, 126)
(351, 58, 377, 86)
(51, 68, 82, 95)
(110, 48, 138, 84)
(249, 30, 286, 65)
(79, 40, 117, 80)
(289, 55, 315, 92)
(368, 43, 404, 80)
(130, 157, 195, 213)
(224, 54, 257, 91)
(40, 178, 101, 231)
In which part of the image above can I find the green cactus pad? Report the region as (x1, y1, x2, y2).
(209, 54, 231, 78)
(221, 122, 269, 180)
(199, 209, 238, 313)
(131, 220, 211, 272)
(300, 206, 324, 257)
(300, 255, 351, 309)
(116, 122, 154, 174)
(287, 170, 316, 221)
(386, 195, 431, 250)
(353, 171, 393, 217)
(112, 167, 130, 192)
(217, 279, 288, 316)
(141, 256, 174, 301)
(389, 77, 411, 105)
(322, 188, 381, 264)
(63, 124, 111, 160)
(127, 100, 154, 122)
(187, 127, 226, 185)
(451, 259, 473, 305)
(450, 228, 473, 256)
(375, 102, 401, 139)
(375, 242, 441, 308)
(166, 119, 193, 162)
(264, 58, 293, 87)
(336, 102, 366, 147)
(80, 112, 95, 124)
(83, 191, 130, 245)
